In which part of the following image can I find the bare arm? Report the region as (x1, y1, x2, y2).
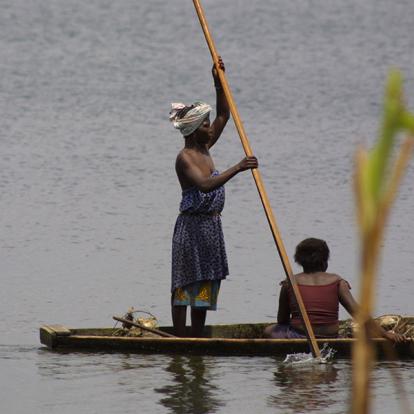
(177, 152, 258, 193)
(339, 280, 407, 343)
(208, 57, 230, 149)
(277, 282, 290, 325)
(338, 279, 358, 316)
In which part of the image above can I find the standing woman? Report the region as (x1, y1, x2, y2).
(169, 58, 258, 337)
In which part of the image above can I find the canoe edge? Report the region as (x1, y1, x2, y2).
(40, 324, 71, 349)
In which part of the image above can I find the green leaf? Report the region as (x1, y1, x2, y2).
(366, 69, 403, 204)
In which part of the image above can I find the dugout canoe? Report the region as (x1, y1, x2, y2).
(39, 319, 414, 358)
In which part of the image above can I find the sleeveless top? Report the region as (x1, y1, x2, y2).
(179, 171, 225, 214)
(171, 171, 229, 292)
(287, 278, 350, 327)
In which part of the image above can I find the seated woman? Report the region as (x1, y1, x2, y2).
(264, 238, 405, 342)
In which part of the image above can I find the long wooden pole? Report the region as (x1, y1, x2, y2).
(192, 0, 320, 358)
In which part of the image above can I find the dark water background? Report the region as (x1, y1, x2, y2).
(1, 1, 413, 413)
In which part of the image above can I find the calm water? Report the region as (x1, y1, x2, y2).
(1, 0, 414, 413)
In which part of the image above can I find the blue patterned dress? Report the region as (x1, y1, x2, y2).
(171, 171, 229, 293)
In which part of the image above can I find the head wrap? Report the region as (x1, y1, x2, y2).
(169, 101, 212, 137)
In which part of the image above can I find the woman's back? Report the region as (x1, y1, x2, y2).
(288, 273, 343, 327)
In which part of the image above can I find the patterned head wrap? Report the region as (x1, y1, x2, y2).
(169, 101, 212, 137)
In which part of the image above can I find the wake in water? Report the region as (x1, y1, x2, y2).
(283, 343, 336, 364)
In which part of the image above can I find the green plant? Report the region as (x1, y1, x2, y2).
(352, 69, 414, 414)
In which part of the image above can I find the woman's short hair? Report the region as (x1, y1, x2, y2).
(294, 238, 330, 273)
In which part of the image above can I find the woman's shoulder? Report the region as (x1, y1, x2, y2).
(324, 272, 342, 281)
(294, 272, 344, 285)
(175, 149, 200, 177)
(321, 272, 348, 284)
(176, 148, 192, 165)
(325, 273, 352, 289)
(280, 273, 346, 286)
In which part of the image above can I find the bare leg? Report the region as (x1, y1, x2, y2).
(191, 308, 207, 337)
(172, 305, 187, 337)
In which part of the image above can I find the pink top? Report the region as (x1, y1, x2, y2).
(288, 279, 350, 327)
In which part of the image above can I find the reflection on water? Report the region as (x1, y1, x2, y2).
(32, 348, 413, 414)
(155, 356, 222, 414)
(269, 361, 346, 412)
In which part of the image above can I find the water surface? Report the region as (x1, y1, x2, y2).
(1, 0, 414, 412)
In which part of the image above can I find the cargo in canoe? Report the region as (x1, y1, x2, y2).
(39, 318, 414, 358)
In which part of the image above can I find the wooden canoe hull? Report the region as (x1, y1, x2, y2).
(39, 322, 414, 358)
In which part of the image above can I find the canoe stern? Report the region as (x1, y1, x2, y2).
(40, 324, 71, 349)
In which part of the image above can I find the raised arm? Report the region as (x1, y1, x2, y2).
(176, 152, 257, 193)
(208, 56, 230, 149)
